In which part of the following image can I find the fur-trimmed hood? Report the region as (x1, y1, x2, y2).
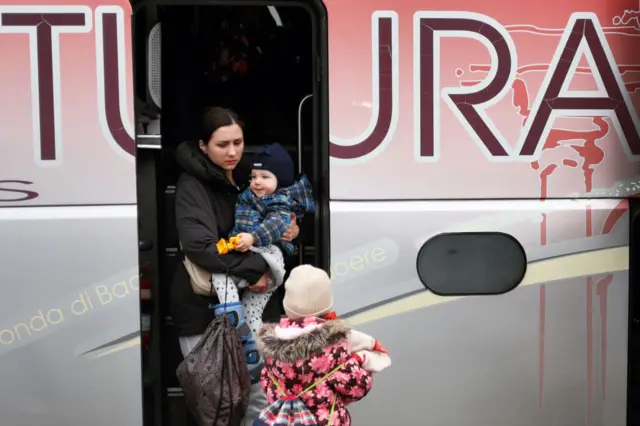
(257, 317, 350, 364)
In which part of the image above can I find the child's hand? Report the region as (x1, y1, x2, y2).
(347, 330, 376, 352)
(373, 340, 388, 354)
(235, 233, 255, 252)
(281, 213, 299, 243)
(355, 350, 392, 373)
(248, 273, 269, 293)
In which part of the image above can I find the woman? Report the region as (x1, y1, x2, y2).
(170, 106, 299, 425)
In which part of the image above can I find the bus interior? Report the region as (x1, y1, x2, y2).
(132, 3, 328, 425)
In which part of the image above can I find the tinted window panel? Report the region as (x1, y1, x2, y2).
(416, 232, 526, 296)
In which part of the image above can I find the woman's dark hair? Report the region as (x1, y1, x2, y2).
(199, 106, 243, 144)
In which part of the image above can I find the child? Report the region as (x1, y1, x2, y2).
(255, 265, 389, 426)
(212, 143, 315, 383)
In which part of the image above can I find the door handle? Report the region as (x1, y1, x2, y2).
(139, 240, 154, 252)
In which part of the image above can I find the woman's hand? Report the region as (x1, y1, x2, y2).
(248, 273, 269, 293)
(281, 213, 299, 243)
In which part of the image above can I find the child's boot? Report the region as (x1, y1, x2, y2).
(214, 301, 263, 383)
(243, 337, 263, 384)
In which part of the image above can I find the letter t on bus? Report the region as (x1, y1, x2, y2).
(0, 6, 92, 166)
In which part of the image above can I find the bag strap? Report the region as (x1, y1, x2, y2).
(267, 362, 345, 424)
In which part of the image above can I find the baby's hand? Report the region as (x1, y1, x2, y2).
(235, 233, 255, 252)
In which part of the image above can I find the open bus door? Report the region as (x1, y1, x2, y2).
(0, 1, 144, 426)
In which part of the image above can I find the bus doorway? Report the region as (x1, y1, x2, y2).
(132, 2, 329, 424)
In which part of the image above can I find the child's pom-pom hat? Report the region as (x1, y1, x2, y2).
(283, 265, 334, 319)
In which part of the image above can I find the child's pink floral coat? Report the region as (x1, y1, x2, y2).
(256, 317, 373, 426)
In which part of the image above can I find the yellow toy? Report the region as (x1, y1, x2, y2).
(216, 236, 240, 254)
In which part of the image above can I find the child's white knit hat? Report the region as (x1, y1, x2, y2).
(283, 265, 334, 319)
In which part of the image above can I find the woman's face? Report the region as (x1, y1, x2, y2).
(200, 123, 244, 171)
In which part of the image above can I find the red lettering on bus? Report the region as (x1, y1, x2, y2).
(0, 180, 39, 202)
(517, 16, 640, 158)
(329, 12, 397, 160)
(0, 6, 134, 163)
(96, 7, 135, 157)
(334, 12, 639, 162)
(1, 10, 87, 163)
(415, 12, 515, 160)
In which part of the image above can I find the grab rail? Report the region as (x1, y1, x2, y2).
(297, 94, 313, 175)
(296, 94, 313, 264)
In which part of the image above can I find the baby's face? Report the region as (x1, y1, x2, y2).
(250, 169, 277, 197)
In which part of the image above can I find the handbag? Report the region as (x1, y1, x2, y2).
(180, 242, 215, 296)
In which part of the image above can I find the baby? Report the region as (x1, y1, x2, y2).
(232, 142, 315, 257)
(212, 142, 315, 382)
